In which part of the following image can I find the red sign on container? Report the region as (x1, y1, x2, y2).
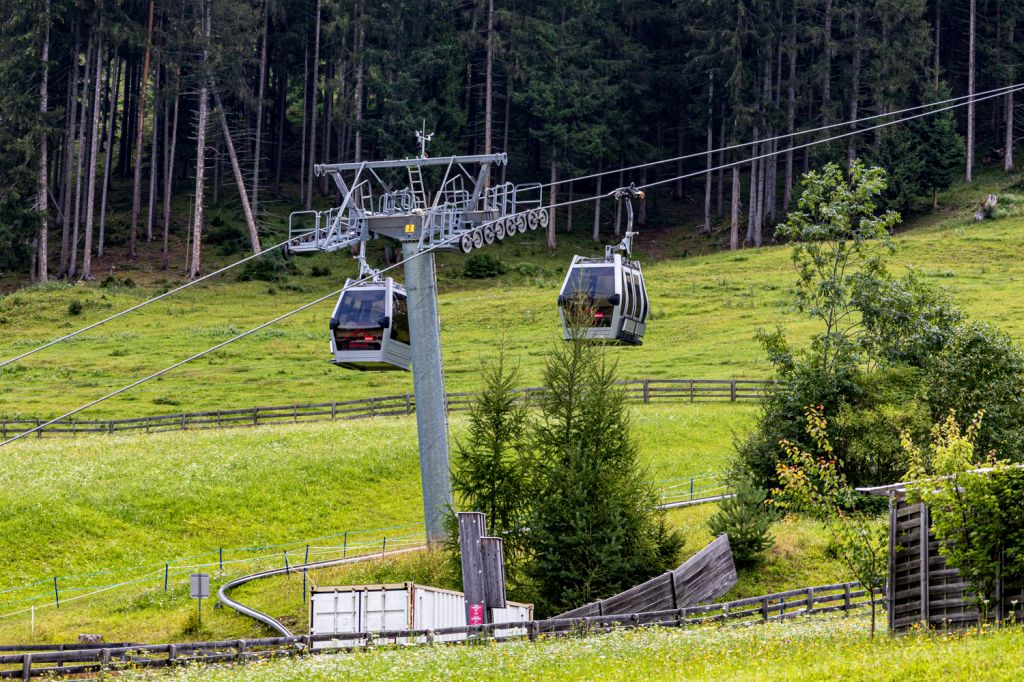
(469, 603, 485, 625)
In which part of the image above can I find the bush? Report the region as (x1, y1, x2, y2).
(924, 322, 1024, 460)
(100, 275, 136, 289)
(237, 254, 297, 283)
(707, 477, 776, 567)
(207, 220, 247, 256)
(462, 253, 506, 279)
(67, 299, 83, 316)
(310, 264, 331, 277)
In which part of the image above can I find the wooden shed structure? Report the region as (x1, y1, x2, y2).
(859, 480, 1024, 632)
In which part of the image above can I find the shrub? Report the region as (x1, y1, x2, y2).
(100, 275, 136, 289)
(237, 254, 297, 283)
(462, 253, 506, 279)
(310, 264, 331, 277)
(924, 322, 1024, 460)
(67, 299, 83, 316)
(707, 477, 776, 567)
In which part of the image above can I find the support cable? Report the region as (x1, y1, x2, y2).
(539, 81, 1024, 191)
(2, 82, 1017, 447)
(5, 82, 1019, 370)
(0, 235, 312, 370)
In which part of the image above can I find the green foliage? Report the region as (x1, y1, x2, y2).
(100, 276, 137, 289)
(924, 323, 1024, 461)
(461, 253, 506, 279)
(707, 477, 776, 567)
(525, 317, 683, 615)
(903, 412, 1024, 620)
(773, 406, 889, 635)
(310, 265, 331, 277)
(236, 254, 298, 282)
(66, 299, 83, 316)
(449, 348, 530, 584)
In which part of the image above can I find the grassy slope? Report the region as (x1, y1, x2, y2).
(3, 172, 1023, 420)
(0, 403, 761, 643)
(116, 614, 1024, 681)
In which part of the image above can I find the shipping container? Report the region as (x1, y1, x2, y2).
(310, 582, 533, 648)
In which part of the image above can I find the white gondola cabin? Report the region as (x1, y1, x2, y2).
(557, 254, 649, 345)
(329, 278, 411, 370)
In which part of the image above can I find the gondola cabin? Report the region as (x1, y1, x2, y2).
(329, 278, 411, 371)
(557, 254, 649, 345)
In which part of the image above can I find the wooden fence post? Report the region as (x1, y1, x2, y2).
(762, 596, 769, 621)
(919, 503, 930, 627)
(180, 414, 186, 431)
(689, 381, 694, 402)
(253, 407, 259, 426)
(332, 401, 337, 420)
(806, 587, 814, 614)
(642, 379, 650, 404)
(1, 419, 5, 439)
(405, 393, 412, 415)
(293, 404, 298, 423)
(38, 418, 43, 437)
(370, 398, 376, 418)
(21, 653, 31, 681)
(730, 380, 737, 401)
(844, 583, 852, 614)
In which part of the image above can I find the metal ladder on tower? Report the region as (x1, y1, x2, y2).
(408, 165, 427, 210)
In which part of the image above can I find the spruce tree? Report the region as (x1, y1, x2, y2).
(707, 476, 776, 567)
(449, 347, 531, 580)
(525, 311, 683, 615)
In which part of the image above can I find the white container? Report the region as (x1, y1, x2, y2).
(310, 582, 533, 648)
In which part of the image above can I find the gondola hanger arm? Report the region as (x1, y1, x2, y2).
(607, 183, 645, 258)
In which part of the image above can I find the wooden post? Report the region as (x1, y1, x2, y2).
(844, 583, 852, 614)
(806, 587, 814, 613)
(480, 536, 507, 619)
(180, 414, 186, 430)
(168, 644, 177, 664)
(887, 494, 897, 631)
(730, 380, 737, 401)
(919, 502, 930, 627)
(21, 653, 31, 681)
(331, 401, 337, 420)
(762, 596, 769, 621)
(642, 379, 650, 404)
(689, 380, 695, 402)
(370, 397, 376, 418)
(38, 418, 43, 438)
(293, 404, 298, 422)
(405, 393, 412, 415)
(458, 512, 488, 625)
(253, 407, 258, 426)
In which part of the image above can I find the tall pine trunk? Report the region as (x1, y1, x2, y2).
(130, 0, 156, 260)
(146, 51, 161, 243)
(1005, 20, 1015, 172)
(162, 77, 179, 270)
(59, 24, 80, 277)
(847, 6, 862, 163)
(98, 51, 120, 259)
(36, 0, 51, 282)
(730, 165, 740, 251)
(547, 151, 558, 249)
(703, 73, 713, 235)
(190, 0, 211, 280)
(81, 30, 104, 280)
(305, 0, 321, 209)
(253, 1, 268, 217)
(354, 1, 365, 163)
(484, 0, 495, 175)
(215, 90, 261, 253)
(966, 0, 976, 182)
(784, 8, 796, 213)
(70, 33, 95, 280)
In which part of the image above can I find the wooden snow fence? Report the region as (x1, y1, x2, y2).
(557, 534, 738, 619)
(859, 480, 1024, 632)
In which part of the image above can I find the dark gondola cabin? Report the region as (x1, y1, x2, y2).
(557, 254, 649, 345)
(329, 278, 411, 370)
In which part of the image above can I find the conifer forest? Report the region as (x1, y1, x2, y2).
(0, 0, 1014, 281)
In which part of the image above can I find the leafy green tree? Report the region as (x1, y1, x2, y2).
(924, 322, 1024, 461)
(902, 411, 1024, 626)
(775, 161, 901, 376)
(707, 476, 776, 567)
(524, 310, 682, 615)
(774, 405, 889, 636)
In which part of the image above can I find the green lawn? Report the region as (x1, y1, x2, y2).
(2, 172, 1023, 421)
(112, 614, 1024, 681)
(0, 403, 758, 643)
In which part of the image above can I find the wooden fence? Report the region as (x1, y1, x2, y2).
(559, 534, 737, 618)
(1, 379, 774, 440)
(0, 580, 877, 680)
(889, 499, 1024, 632)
